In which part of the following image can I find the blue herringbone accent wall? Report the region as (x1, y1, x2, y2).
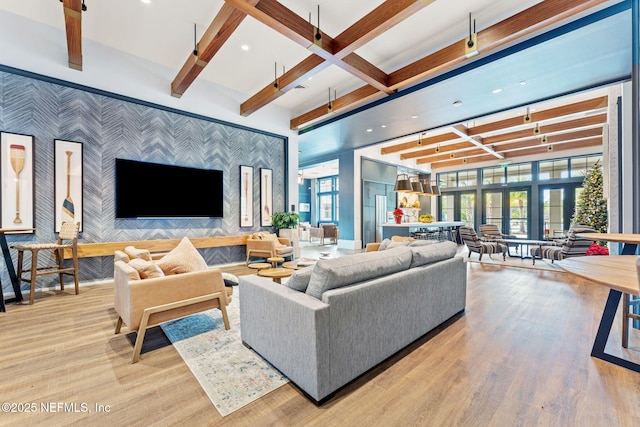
(0, 71, 286, 295)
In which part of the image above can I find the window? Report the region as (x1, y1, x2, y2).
(439, 172, 457, 189)
(458, 170, 477, 187)
(571, 155, 602, 178)
(483, 167, 506, 185)
(507, 163, 532, 182)
(317, 176, 339, 224)
(440, 194, 455, 221)
(539, 159, 569, 180)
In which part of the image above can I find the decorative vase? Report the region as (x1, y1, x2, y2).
(394, 216, 402, 224)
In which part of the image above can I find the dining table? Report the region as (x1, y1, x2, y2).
(0, 227, 33, 312)
(559, 255, 640, 373)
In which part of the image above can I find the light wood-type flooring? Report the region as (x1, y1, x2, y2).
(1, 258, 640, 426)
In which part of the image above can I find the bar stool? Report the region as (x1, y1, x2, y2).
(12, 222, 80, 304)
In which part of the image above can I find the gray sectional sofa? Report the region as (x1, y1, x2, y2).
(239, 240, 467, 403)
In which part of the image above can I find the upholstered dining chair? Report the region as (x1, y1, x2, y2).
(12, 222, 80, 304)
(479, 224, 516, 241)
(320, 223, 339, 245)
(530, 225, 596, 265)
(459, 226, 507, 261)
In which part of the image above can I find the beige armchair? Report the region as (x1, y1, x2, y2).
(113, 241, 231, 363)
(245, 232, 293, 264)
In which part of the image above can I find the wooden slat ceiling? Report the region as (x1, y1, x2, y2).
(380, 95, 608, 169)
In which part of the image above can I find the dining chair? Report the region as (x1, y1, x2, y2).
(12, 222, 80, 304)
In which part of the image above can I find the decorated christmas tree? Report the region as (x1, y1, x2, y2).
(571, 160, 607, 233)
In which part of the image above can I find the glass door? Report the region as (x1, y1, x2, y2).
(481, 188, 529, 238)
(483, 190, 505, 231)
(542, 188, 565, 238)
(459, 192, 476, 228)
(509, 189, 529, 238)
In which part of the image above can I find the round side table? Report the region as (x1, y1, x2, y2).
(248, 262, 271, 270)
(258, 268, 293, 284)
(267, 256, 285, 268)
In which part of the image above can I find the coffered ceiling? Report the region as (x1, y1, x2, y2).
(0, 0, 632, 168)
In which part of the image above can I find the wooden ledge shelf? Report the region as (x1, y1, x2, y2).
(64, 235, 249, 259)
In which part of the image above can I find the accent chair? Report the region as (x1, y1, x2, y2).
(479, 223, 517, 241)
(530, 226, 596, 265)
(459, 226, 507, 261)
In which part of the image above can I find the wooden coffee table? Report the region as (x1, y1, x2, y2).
(258, 268, 293, 284)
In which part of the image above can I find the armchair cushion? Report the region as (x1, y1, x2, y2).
(125, 246, 152, 261)
(156, 237, 208, 275)
(128, 258, 165, 279)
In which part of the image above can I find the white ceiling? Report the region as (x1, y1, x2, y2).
(0, 0, 544, 114)
(0, 0, 631, 168)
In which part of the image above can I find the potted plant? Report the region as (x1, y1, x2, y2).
(271, 211, 302, 231)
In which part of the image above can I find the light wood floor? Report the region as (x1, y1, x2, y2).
(2, 261, 640, 426)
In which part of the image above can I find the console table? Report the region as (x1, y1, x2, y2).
(559, 255, 640, 373)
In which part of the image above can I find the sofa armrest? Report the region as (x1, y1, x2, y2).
(239, 275, 331, 401)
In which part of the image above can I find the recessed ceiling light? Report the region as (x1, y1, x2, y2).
(492, 88, 502, 94)
(453, 100, 462, 107)
(241, 44, 249, 51)
(366, 128, 373, 132)
(411, 115, 418, 119)
(520, 81, 527, 86)
(141, 0, 151, 4)
(381, 125, 387, 128)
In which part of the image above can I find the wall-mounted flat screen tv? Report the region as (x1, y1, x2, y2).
(115, 158, 223, 218)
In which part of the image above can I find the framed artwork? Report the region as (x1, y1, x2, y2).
(239, 165, 253, 227)
(54, 140, 83, 232)
(299, 203, 310, 213)
(0, 132, 35, 233)
(260, 168, 272, 227)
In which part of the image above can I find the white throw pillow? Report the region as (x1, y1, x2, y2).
(156, 237, 208, 275)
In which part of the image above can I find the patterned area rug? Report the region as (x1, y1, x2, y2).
(160, 288, 289, 417)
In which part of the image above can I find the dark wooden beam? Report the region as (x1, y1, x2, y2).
(171, 2, 258, 98)
(239, 0, 433, 115)
(62, 0, 82, 71)
(293, 0, 608, 130)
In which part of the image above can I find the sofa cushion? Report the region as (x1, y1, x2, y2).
(410, 241, 457, 268)
(378, 238, 392, 251)
(285, 267, 313, 292)
(408, 240, 438, 247)
(306, 246, 413, 299)
(128, 258, 165, 279)
(391, 236, 415, 242)
(156, 237, 208, 275)
(124, 246, 152, 261)
(387, 240, 411, 249)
